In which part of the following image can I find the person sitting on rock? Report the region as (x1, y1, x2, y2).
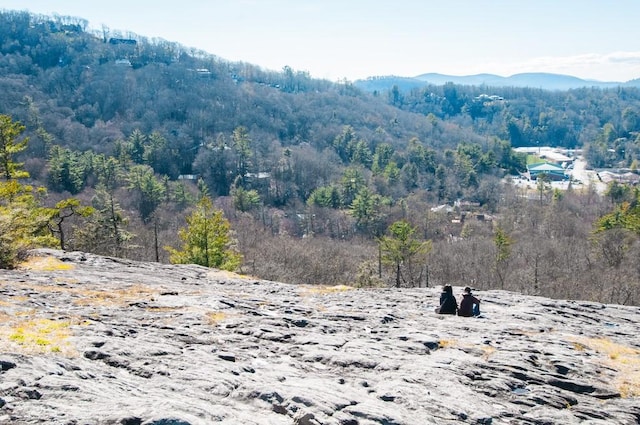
(436, 284, 458, 315)
(458, 286, 481, 317)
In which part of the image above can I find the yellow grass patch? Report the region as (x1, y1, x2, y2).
(206, 311, 228, 324)
(146, 306, 183, 313)
(0, 279, 157, 308)
(436, 338, 497, 360)
(207, 269, 254, 280)
(72, 284, 156, 307)
(3, 318, 76, 355)
(481, 345, 497, 359)
(570, 336, 640, 398)
(300, 285, 353, 295)
(438, 339, 456, 348)
(19, 256, 75, 271)
(571, 341, 587, 351)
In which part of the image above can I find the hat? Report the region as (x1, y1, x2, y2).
(463, 286, 472, 293)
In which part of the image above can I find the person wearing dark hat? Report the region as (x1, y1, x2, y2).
(436, 284, 458, 315)
(458, 286, 481, 317)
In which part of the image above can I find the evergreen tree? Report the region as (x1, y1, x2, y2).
(340, 167, 366, 207)
(379, 220, 431, 288)
(493, 225, 512, 289)
(75, 185, 133, 257)
(350, 187, 381, 234)
(232, 126, 252, 187)
(0, 115, 56, 267)
(372, 143, 394, 174)
(232, 185, 261, 213)
(47, 145, 86, 194)
(307, 185, 341, 208)
(48, 198, 94, 250)
(0, 114, 29, 180)
(0, 180, 57, 268)
(126, 164, 166, 223)
(128, 129, 147, 164)
(166, 197, 242, 270)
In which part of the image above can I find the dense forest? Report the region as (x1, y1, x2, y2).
(2, 10, 640, 305)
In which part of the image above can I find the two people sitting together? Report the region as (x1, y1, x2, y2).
(436, 285, 480, 317)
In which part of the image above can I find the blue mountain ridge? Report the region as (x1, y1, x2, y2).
(355, 72, 640, 92)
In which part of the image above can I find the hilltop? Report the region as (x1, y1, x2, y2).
(1, 250, 639, 424)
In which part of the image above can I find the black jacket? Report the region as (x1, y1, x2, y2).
(458, 293, 480, 317)
(437, 292, 458, 315)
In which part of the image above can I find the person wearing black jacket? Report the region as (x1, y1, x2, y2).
(436, 285, 458, 315)
(458, 286, 481, 317)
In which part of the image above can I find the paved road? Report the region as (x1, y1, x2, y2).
(568, 157, 608, 194)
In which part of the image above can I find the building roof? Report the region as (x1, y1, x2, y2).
(527, 162, 565, 172)
(540, 151, 573, 163)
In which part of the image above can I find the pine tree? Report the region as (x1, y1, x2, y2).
(380, 220, 431, 288)
(493, 225, 512, 289)
(0, 181, 57, 268)
(0, 114, 29, 180)
(48, 198, 94, 251)
(0, 115, 57, 267)
(126, 164, 166, 223)
(166, 197, 242, 270)
(74, 186, 133, 257)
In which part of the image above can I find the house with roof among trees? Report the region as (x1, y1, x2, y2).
(527, 162, 567, 181)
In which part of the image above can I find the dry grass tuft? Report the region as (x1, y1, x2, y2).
(481, 345, 497, 359)
(571, 341, 587, 351)
(206, 311, 228, 324)
(436, 339, 497, 360)
(72, 284, 156, 307)
(570, 336, 640, 398)
(146, 306, 183, 313)
(438, 339, 456, 349)
(0, 280, 156, 308)
(19, 256, 75, 271)
(207, 269, 254, 280)
(300, 285, 354, 296)
(2, 318, 78, 356)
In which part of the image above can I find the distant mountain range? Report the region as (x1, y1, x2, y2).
(355, 72, 640, 92)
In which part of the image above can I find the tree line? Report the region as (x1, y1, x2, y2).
(1, 10, 639, 305)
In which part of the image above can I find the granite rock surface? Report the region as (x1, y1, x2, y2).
(0, 249, 639, 425)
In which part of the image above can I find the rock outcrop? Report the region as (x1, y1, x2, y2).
(1, 249, 639, 424)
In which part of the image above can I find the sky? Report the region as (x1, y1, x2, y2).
(2, 0, 640, 82)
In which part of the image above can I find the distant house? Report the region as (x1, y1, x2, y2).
(195, 69, 211, 77)
(514, 147, 575, 167)
(430, 204, 454, 214)
(246, 172, 271, 179)
(527, 162, 567, 181)
(108, 38, 137, 46)
(599, 171, 640, 185)
(539, 150, 573, 166)
(178, 174, 198, 180)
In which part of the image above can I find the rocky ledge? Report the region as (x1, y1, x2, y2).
(0, 249, 639, 425)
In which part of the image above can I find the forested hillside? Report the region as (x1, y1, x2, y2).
(1, 10, 640, 305)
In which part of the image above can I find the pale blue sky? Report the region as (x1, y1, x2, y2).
(2, 0, 639, 82)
